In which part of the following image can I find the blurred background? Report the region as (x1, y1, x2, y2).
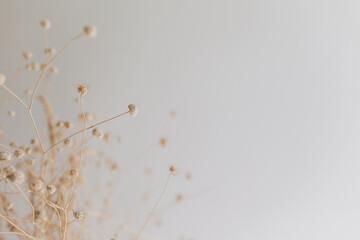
(1, 0, 360, 239)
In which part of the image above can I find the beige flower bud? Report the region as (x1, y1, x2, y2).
(40, 19, 51, 29)
(0, 151, 12, 163)
(128, 104, 138, 117)
(84, 25, 97, 38)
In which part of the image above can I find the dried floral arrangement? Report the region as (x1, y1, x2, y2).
(0, 20, 193, 240)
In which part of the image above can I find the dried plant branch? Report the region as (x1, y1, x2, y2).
(135, 173, 173, 240)
(45, 111, 130, 153)
(0, 213, 37, 240)
(29, 33, 84, 110)
(0, 84, 28, 109)
(0, 19, 185, 240)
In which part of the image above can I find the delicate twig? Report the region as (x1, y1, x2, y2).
(0, 84, 28, 109)
(29, 33, 84, 110)
(0, 214, 37, 240)
(0, 143, 12, 152)
(135, 173, 173, 240)
(0, 84, 46, 153)
(45, 111, 130, 153)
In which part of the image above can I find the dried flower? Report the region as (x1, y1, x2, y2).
(84, 25, 97, 38)
(69, 168, 79, 178)
(7, 170, 25, 184)
(169, 165, 178, 175)
(176, 194, 184, 202)
(3, 165, 16, 176)
(34, 209, 48, 224)
(25, 147, 32, 155)
(56, 121, 64, 128)
(64, 121, 73, 129)
(186, 173, 193, 180)
(159, 138, 168, 147)
(103, 133, 111, 142)
(128, 104, 138, 117)
(24, 89, 33, 96)
(64, 139, 74, 147)
(13, 148, 25, 158)
(46, 184, 56, 195)
(0, 151, 12, 163)
(170, 110, 177, 118)
(27, 179, 44, 192)
(41, 63, 49, 71)
(26, 62, 40, 71)
(92, 128, 104, 139)
(40, 19, 51, 29)
(7, 110, 16, 117)
(77, 85, 88, 95)
(78, 112, 97, 122)
(45, 47, 56, 55)
(23, 51, 33, 59)
(49, 66, 59, 74)
(73, 209, 86, 220)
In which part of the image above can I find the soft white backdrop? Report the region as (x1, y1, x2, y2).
(1, 0, 360, 239)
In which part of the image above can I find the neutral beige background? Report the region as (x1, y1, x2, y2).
(1, 0, 360, 239)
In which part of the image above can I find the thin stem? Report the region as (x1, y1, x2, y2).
(14, 184, 37, 224)
(63, 94, 86, 240)
(29, 68, 48, 110)
(135, 173, 173, 240)
(20, 157, 37, 178)
(0, 144, 12, 152)
(0, 84, 28, 109)
(44, 28, 49, 63)
(0, 214, 37, 240)
(0, 84, 45, 154)
(29, 33, 84, 110)
(41, 195, 63, 239)
(0, 232, 32, 237)
(0, 59, 23, 108)
(29, 110, 45, 152)
(45, 111, 130, 153)
(65, 94, 87, 209)
(48, 33, 83, 66)
(40, 153, 47, 179)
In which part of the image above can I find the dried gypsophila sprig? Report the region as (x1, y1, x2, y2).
(0, 18, 188, 240)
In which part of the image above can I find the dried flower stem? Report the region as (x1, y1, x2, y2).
(65, 94, 86, 208)
(0, 60, 23, 108)
(41, 195, 64, 239)
(135, 173, 173, 240)
(0, 84, 45, 152)
(0, 84, 28, 109)
(0, 213, 37, 240)
(0, 143, 12, 151)
(44, 28, 49, 63)
(14, 183, 37, 224)
(45, 111, 130, 153)
(29, 110, 45, 152)
(29, 33, 83, 110)
(63, 94, 86, 240)
(0, 232, 33, 237)
(20, 157, 37, 178)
